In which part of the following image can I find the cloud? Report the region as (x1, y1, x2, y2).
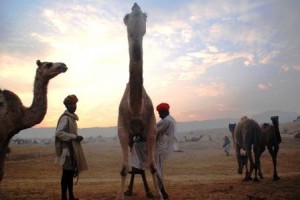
(281, 65, 300, 73)
(258, 83, 272, 90)
(193, 82, 226, 97)
(2, 0, 300, 127)
(259, 50, 280, 65)
(188, 49, 254, 67)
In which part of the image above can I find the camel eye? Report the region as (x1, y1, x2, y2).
(46, 63, 53, 68)
(0, 102, 3, 107)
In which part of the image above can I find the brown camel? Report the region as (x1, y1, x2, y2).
(229, 116, 281, 181)
(259, 116, 281, 180)
(229, 116, 262, 181)
(116, 3, 162, 200)
(0, 60, 67, 182)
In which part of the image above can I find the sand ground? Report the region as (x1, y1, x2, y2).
(1, 125, 300, 200)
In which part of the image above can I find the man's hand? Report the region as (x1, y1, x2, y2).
(75, 135, 83, 142)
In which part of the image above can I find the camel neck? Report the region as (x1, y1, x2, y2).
(129, 40, 143, 114)
(22, 71, 49, 128)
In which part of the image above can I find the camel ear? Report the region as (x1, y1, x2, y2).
(36, 60, 41, 67)
(123, 14, 129, 25)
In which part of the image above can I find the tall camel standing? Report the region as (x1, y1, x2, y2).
(117, 3, 162, 200)
(230, 116, 262, 181)
(0, 60, 67, 182)
(229, 116, 281, 181)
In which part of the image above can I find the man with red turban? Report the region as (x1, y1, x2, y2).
(55, 94, 87, 200)
(155, 102, 178, 200)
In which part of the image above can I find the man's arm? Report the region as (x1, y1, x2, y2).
(157, 119, 171, 135)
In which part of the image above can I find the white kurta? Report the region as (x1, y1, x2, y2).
(155, 115, 177, 183)
(55, 110, 88, 173)
(55, 111, 77, 167)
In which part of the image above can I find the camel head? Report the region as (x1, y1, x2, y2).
(124, 3, 147, 41)
(228, 123, 236, 133)
(36, 60, 68, 79)
(228, 123, 236, 140)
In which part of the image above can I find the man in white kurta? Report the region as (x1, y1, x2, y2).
(155, 102, 178, 200)
(55, 95, 87, 200)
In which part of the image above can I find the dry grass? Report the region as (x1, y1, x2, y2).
(1, 126, 300, 200)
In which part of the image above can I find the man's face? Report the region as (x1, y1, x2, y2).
(66, 103, 77, 113)
(158, 110, 169, 119)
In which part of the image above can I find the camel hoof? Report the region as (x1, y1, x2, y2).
(116, 192, 125, 200)
(116, 196, 125, 200)
(243, 176, 252, 182)
(253, 178, 259, 182)
(259, 174, 264, 179)
(273, 175, 280, 181)
(151, 193, 164, 200)
(146, 191, 154, 198)
(124, 190, 133, 196)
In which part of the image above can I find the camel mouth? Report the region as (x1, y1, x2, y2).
(58, 65, 68, 73)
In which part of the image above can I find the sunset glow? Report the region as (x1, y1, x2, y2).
(1, 0, 299, 128)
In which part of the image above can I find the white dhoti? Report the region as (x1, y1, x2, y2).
(129, 141, 148, 170)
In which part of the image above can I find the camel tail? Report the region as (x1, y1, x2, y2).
(271, 116, 282, 144)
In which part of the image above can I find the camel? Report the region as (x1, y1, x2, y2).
(229, 116, 262, 181)
(259, 116, 281, 180)
(229, 116, 281, 181)
(116, 3, 162, 200)
(184, 135, 203, 142)
(0, 60, 67, 182)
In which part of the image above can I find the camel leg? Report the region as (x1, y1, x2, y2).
(240, 155, 249, 177)
(0, 138, 10, 183)
(257, 151, 264, 179)
(244, 146, 255, 181)
(245, 157, 249, 177)
(124, 170, 135, 196)
(253, 145, 260, 181)
(141, 170, 154, 198)
(147, 129, 163, 200)
(268, 145, 280, 180)
(235, 145, 243, 174)
(116, 128, 129, 200)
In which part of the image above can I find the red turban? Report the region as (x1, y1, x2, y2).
(156, 103, 170, 112)
(63, 95, 78, 105)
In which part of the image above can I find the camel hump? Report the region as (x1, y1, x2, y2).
(2, 90, 23, 111)
(262, 123, 270, 128)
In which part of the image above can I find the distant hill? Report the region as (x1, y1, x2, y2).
(251, 110, 299, 124)
(177, 118, 238, 132)
(16, 127, 118, 139)
(14, 110, 299, 139)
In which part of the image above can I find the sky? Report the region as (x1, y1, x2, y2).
(1, 0, 300, 128)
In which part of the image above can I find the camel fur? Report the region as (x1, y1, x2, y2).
(0, 60, 67, 182)
(116, 3, 162, 200)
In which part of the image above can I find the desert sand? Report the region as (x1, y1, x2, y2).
(1, 123, 300, 200)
